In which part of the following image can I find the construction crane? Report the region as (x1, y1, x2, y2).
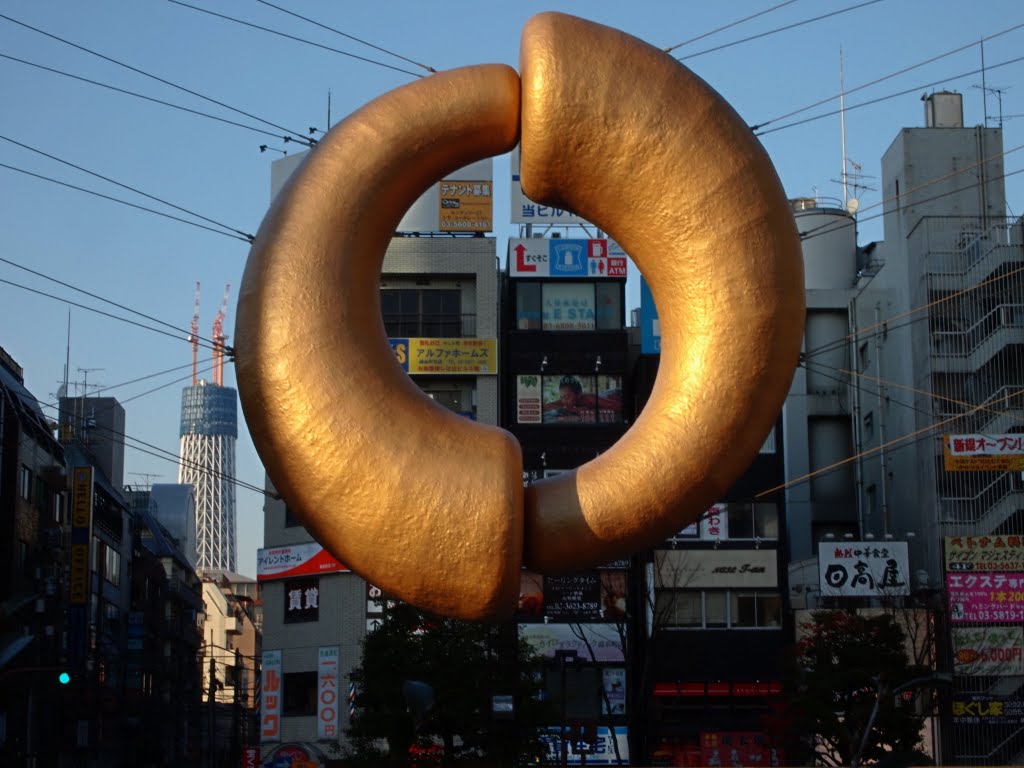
(189, 281, 201, 385)
(212, 283, 231, 386)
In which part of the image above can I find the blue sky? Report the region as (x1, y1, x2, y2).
(2, 1, 1022, 577)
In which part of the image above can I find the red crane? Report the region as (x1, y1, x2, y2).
(212, 284, 231, 386)
(189, 281, 201, 385)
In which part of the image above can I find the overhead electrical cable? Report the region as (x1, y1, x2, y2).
(0, 53, 292, 141)
(166, 0, 424, 79)
(37, 361, 197, 412)
(0, 162, 253, 243)
(0, 12, 313, 145)
(663, 0, 803, 53)
(677, 0, 887, 62)
(0, 254, 219, 350)
(251, 0, 436, 73)
(756, 52, 1024, 136)
(750, 20, 1024, 130)
(0, 134, 253, 241)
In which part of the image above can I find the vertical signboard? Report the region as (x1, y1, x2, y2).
(69, 466, 93, 672)
(261, 650, 282, 743)
(700, 504, 728, 540)
(640, 276, 661, 354)
(318, 646, 340, 741)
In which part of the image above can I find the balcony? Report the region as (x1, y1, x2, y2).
(930, 303, 1024, 373)
(383, 313, 477, 338)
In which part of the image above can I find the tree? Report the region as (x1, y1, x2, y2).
(773, 610, 933, 768)
(346, 603, 552, 767)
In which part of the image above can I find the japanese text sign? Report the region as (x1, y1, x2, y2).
(389, 337, 497, 375)
(508, 238, 628, 279)
(818, 541, 910, 597)
(947, 572, 1024, 623)
(257, 542, 349, 581)
(438, 179, 492, 232)
(318, 646, 340, 741)
(952, 695, 1024, 726)
(945, 535, 1024, 572)
(944, 433, 1024, 471)
(953, 626, 1024, 676)
(261, 650, 282, 743)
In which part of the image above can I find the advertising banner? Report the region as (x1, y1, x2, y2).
(508, 238, 628, 279)
(261, 650, 282, 743)
(602, 668, 626, 715)
(656, 549, 778, 589)
(640, 276, 661, 354)
(944, 433, 1024, 471)
(945, 535, 1024, 572)
(539, 726, 629, 765)
(952, 626, 1024, 675)
(700, 504, 728, 540)
(517, 570, 545, 622)
(947, 572, 1024, 623)
(541, 375, 623, 424)
(257, 543, 349, 581)
(545, 574, 602, 622)
(317, 647, 340, 740)
(818, 541, 910, 597)
(516, 375, 542, 424)
(438, 180, 492, 232)
(952, 695, 1024, 726)
(519, 623, 625, 662)
(69, 466, 93, 605)
(389, 337, 497, 375)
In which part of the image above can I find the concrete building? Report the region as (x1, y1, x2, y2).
(178, 381, 238, 572)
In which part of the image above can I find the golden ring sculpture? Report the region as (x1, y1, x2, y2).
(235, 13, 804, 621)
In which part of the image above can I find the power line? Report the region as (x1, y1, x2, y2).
(38, 361, 197, 412)
(166, 0, 424, 79)
(750, 20, 1024, 131)
(0, 52, 294, 142)
(677, 0, 887, 62)
(0, 12, 313, 145)
(251, 0, 436, 74)
(0, 275, 219, 346)
(756, 51, 1024, 136)
(0, 134, 253, 241)
(0, 162, 252, 243)
(0, 254, 220, 350)
(664, 0, 803, 53)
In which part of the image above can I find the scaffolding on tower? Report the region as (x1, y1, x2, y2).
(212, 284, 230, 387)
(189, 281, 200, 385)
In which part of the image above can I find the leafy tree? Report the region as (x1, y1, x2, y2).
(346, 603, 552, 767)
(771, 610, 933, 768)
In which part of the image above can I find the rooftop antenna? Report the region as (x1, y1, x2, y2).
(129, 472, 162, 490)
(63, 309, 71, 398)
(973, 84, 1009, 128)
(189, 281, 201, 385)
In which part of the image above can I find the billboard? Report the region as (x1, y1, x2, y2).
(656, 549, 778, 589)
(516, 375, 543, 424)
(539, 374, 623, 424)
(700, 504, 728, 540)
(544, 574, 602, 622)
(947, 572, 1024, 623)
(389, 337, 497, 375)
(639, 275, 661, 354)
(509, 238, 627, 279)
(261, 650, 282, 743)
(818, 541, 910, 597)
(510, 145, 588, 225)
(944, 433, 1024, 471)
(519, 623, 625, 662)
(539, 726, 629, 765)
(952, 626, 1024, 676)
(317, 647, 341, 741)
(945, 535, 1024, 572)
(952, 695, 1024, 726)
(438, 180, 492, 232)
(257, 543, 349, 581)
(602, 668, 626, 715)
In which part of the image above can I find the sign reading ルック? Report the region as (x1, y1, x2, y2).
(944, 433, 1024, 471)
(945, 535, 1024, 572)
(318, 646, 340, 740)
(818, 541, 909, 597)
(261, 650, 282, 743)
(947, 572, 1024, 623)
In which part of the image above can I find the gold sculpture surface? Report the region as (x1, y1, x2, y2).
(235, 13, 804, 620)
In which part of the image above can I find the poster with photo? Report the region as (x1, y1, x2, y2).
(600, 572, 628, 620)
(517, 571, 545, 622)
(543, 375, 597, 423)
(596, 375, 624, 423)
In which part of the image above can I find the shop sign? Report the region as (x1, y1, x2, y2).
(818, 541, 909, 597)
(317, 647, 340, 741)
(944, 433, 1024, 471)
(656, 549, 777, 589)
(945, 535, 1024, 572)
(952, 695, 1024, 726)
(518, 623, 624, 662)
(509, 238, 627, 279)
(947, 572, 1024, 623)
(257, 543, 349, 581)
(952, 626, 1024, 675)
(544, 574, 601, 621)
(389, 337, 497, 375)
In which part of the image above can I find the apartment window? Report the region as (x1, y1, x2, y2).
(730, 592, 782, 628)
(381, 288, 462, 338)
(655, 591, 702, 627)
(724, 502, 778, 540)
(283, 577, 319, 624)
(104, 544, 121, 587)
(282, 671, 318, 716)
(658, 590, 782, 629)
(19, 465, 32, 501)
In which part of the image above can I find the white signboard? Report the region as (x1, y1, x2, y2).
(953, 626, 1024, 676)
(260, 650, 282, 743)
(818, 541, 910, 597)
(518, 623, 625, 662)
(700, 504, 728, 540)
(602, 668, 626, 715)
(516, 374, 542, 424)
(656, 549, 778, 589)
(318, 647, 341, 740)
(256, 542, 348, 581)
(509, 238, 627, 279)
(510, 145, 589, 225)
(540, 726, 630, 765)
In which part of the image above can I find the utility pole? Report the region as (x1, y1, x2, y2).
(208, 654, 217, 768)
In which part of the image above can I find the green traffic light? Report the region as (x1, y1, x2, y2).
(58, 672, 71, 685)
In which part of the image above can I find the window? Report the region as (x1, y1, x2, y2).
(282, 671, 318, 716)
(104, 544, 121, 587)
(595, 283, 622, 330)
(759, 427, 776, 454)
(283, 577, 319, 623)
(515, 282, 624, 332)
(723, 503, 778, 540)
(284, 505, 301, 528)
(381, 288, 462, 337)
(516, 282, 542, 329)
(658, 589, 782, 629)
(19, 465, 32, 501)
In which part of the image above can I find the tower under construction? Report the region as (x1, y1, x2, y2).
(178, 283, 237, 572)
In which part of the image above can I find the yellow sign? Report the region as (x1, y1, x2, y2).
(944, 434, 1024, 471)
(389, 338, 497, 375)
(71, 466, 92, 528)
(438, 180, 492, 232)
(70, 466, 93, 606)
(69, 544, 88, 604)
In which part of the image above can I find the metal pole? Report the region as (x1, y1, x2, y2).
(208, 655, 217, 768)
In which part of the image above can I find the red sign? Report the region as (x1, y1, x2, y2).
(701, 732, 782, 767)
(257, 542, 349, 581)
(241, 746, 259, 768)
